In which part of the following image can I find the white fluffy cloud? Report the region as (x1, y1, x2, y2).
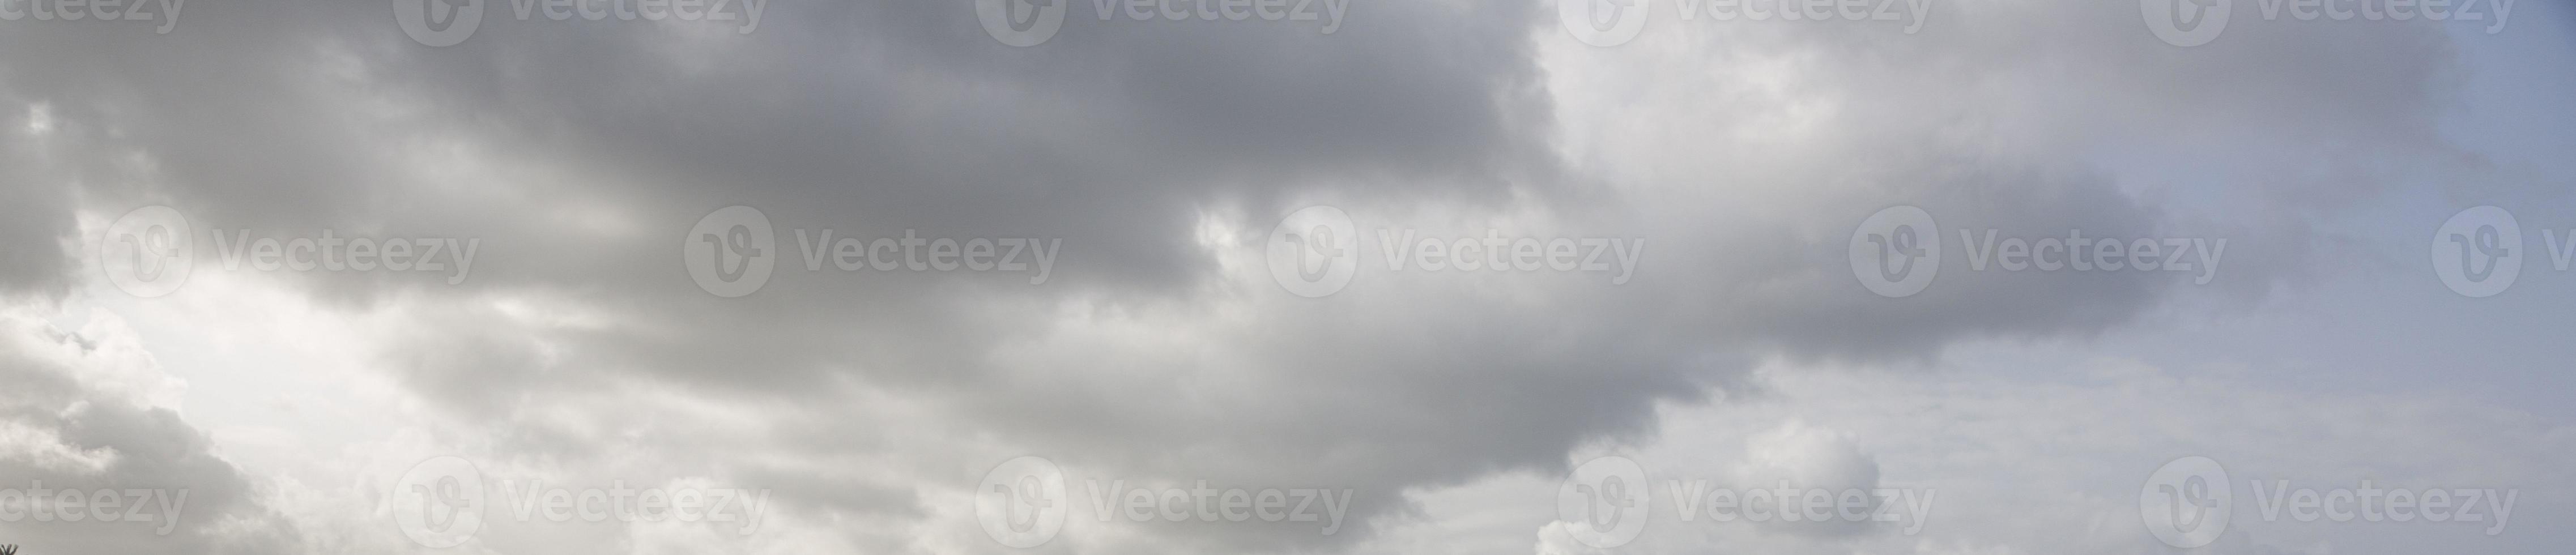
(1357, 355, 2573, 555)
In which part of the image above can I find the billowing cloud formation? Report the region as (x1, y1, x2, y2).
(0, 310, 297, 553)
(0, 0, 2554, 553)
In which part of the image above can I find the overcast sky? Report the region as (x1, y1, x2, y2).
(1, 0, 2570, 553)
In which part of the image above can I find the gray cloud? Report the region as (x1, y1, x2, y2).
(0, 314, 299, 554)
(0, 0, 2530, 552)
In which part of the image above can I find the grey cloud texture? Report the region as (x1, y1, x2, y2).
(0, 312, 298, 554)
(0, 0, 2544, 553)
